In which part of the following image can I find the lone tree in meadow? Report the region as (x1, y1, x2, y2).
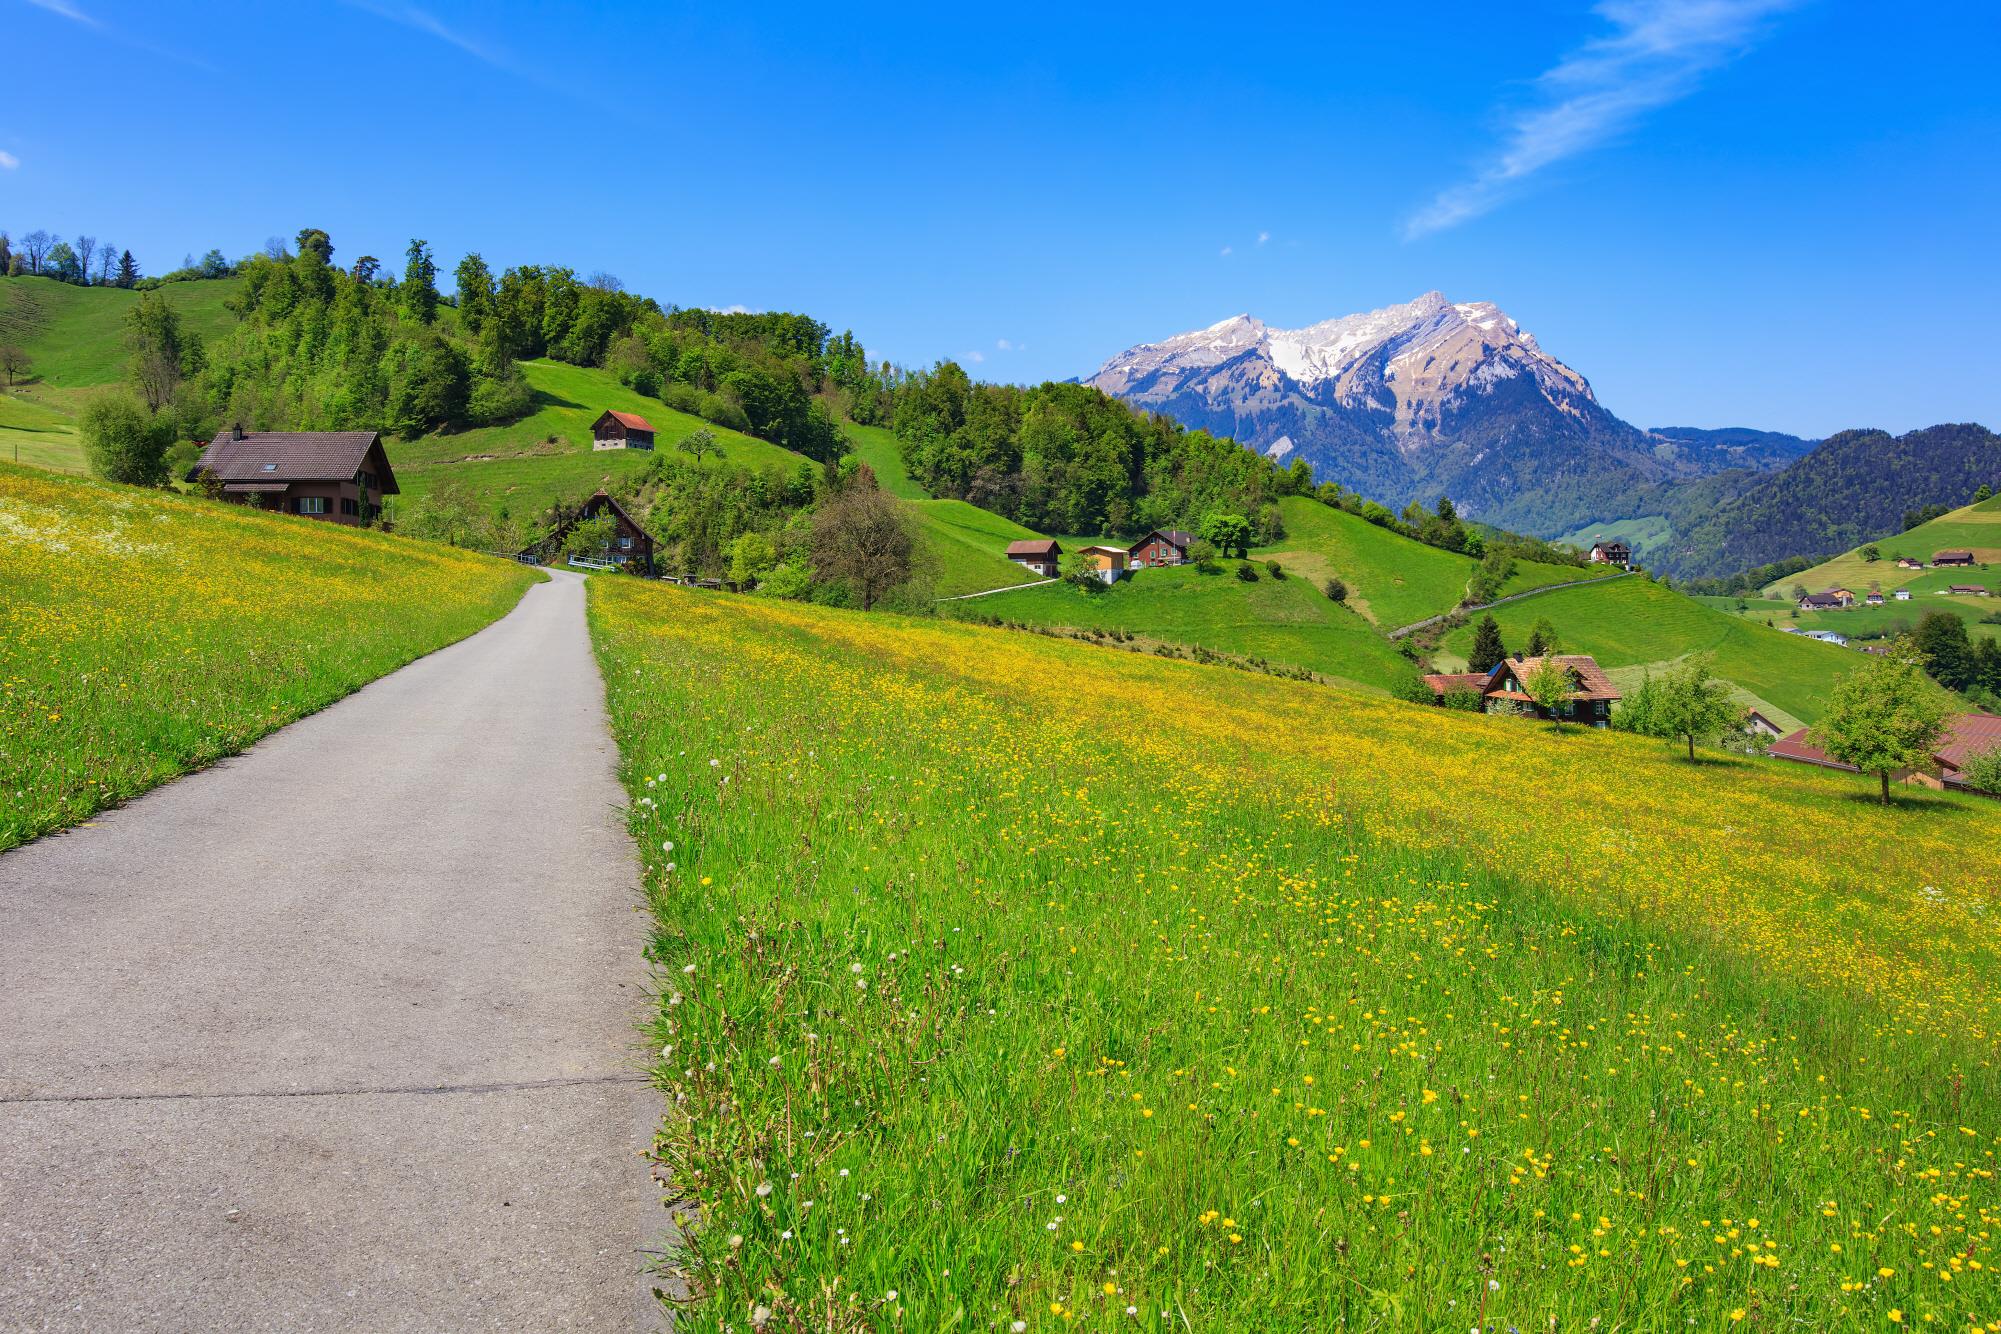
(80, 392, 171, 486)
(1467, 614, 1507, 673)
(0, 344, 29, 389)
(1618, 656, 1742, 760)
(1199, 511, 1251, 559)
(811, 468, 914, 611)
(1813, 646, 1949, 805)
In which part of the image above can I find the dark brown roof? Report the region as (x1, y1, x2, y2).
(1935, 550, 1975, 561)
(1949, 585, 1988, 594)
(193, 430, 397, 494)
(1130, 528, 1193, 552)
(596, 409, 656, 433)
(1006, 539, 1060, 557)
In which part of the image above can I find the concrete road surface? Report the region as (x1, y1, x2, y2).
(0, 570, 670, 1331)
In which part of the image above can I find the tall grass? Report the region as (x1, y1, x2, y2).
(589, 582, 2001, 1331)
(0, 464, 538, 848)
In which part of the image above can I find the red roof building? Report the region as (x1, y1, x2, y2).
(1770, 713, 2001, 793)
(593, 410, 658, 451)
(1420, 655, 1622, 728)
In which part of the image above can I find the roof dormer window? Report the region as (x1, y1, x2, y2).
(261, 463, 278, 472)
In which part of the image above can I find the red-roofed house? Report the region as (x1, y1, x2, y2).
(593, 410, 657, 451)
(1769, 713, 2001, 794)
(1420, 654, 1623, 727)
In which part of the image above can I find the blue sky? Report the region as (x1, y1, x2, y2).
(4, 0, 1997, 436)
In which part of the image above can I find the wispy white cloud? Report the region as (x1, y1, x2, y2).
(1219, 244, 1233, 257)
(996, 338, 1013, 351)
(1405, 0, 1799, 239)
(0, 151, 18, 170)
(1256, 230, 1271, 245)
(24, 0, 100, 27)
(343, 0, 505, 66)
(966, 349, 986, 364)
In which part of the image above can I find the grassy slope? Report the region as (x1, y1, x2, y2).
(968, 562, 1412, 690)
(1256, 496, 1609, 629)
(842, 419, 1043, 597)
(390, 357, 807, 521)
(0, 462, 538, 849)
(1553, 513, 1674, 565)
(1763, 493, 2001, 596)
(589, 581, 2001, 1331)
(1438, 574, 1871, 724)
(0, 275, 246, 470)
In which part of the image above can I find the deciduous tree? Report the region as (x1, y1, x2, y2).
(125, 292, 198, 411)
(80, 392, 172, 486)
(1814, 647, 1949, 805)
(1521, 656, 1575, 728)
(0, 344, 29, 389)
(810, 470, 913, 611)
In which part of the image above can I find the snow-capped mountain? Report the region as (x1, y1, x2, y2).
(1087, 293, 1739, 535)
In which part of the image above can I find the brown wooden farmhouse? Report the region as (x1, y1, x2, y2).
(189, 427, 396, 524)
(541, 490, 656, 572)
(593, 410, 657, 451)
(1129, 529, 1193, 567)
(1934, 549, 1976, 567)
(1420, 654, 1622, 727)
(1005, 538, 1061, 577)
(1587, 539, 1631, 567)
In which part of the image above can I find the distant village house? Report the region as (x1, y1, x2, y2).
(1894, 588, 1913, 601)
(1129, 529, 1193, 568)
(1797, 589, 1854, 611)
(1004, 539, 1062, 577)
(1420, 654, 1622, 728)
(1864, 590, 1885, 605)
(1895, 556, 1925, 571)
(592, 410, 657, 451)
(189, 427, 397, 525)
(1934, 550, 1976, 567)
(1948, 584, 1989, 597)
(1587, 539, 1632, 567)
(1744, 710, 1785, 741)
(1077, 544, 1132, 584)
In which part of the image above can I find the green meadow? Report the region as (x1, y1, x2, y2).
(588, 579, 2001, 1332)
(1767, 495, 2001, 596)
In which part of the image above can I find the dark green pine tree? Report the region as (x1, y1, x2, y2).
(402, 238, 439, 325)
(115, 250, 139, 288)
(1468, 613, 1507, 674)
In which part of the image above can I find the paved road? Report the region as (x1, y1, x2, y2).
(0, 570, 668, 1331)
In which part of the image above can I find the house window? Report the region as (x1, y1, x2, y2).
(340, 498, 359, 516)
(261, 463, 278, 472)
(296, 496, 328, 515)
(619, 534, 632, 549)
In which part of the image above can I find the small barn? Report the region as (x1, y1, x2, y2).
(1934, 550, 1976, 566)
(1077, 544, 1132, 584)
(1129, 529, 1193, 567)
(592, 410, 657, 451)
(1004, 538, 1062, 577)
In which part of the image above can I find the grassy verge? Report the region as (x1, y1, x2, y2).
(0, 463, 539, 849)
(589, 582, 2001, 1331)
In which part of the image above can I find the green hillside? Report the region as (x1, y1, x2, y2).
(836, 419, 1041, 596)
(389, 357, 808, 519)
(841, 420, 927, 500)
(959, 561, 1412, 690)
(1437, 574, 1873, 724)
(0, 275, 247, 470)
(1762, 493, 2001, 597)
(1256, 496, 1612, 630)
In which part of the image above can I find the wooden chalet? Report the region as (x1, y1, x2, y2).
(1934, 549, 1976, 567)
(1587, 538, 1632, 567)
(1770, 713, 2001, 794)
(539, 490, 656, 572)
(1420, 654, 1622, 728)
(1004, 538, 1061, 577)
(1798, 589, 1854, 611)
(1865, 590, 1885, 605)
(592, 410, 657, 451)
(189, 426, 396, 525)
(1895, 556, 1926, 570)
(1744, 710, 1785, 741)
(1129, 529, 1193, 567)
(1948, 584, 1990, 597)
(1077, 544, 1131, 583)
